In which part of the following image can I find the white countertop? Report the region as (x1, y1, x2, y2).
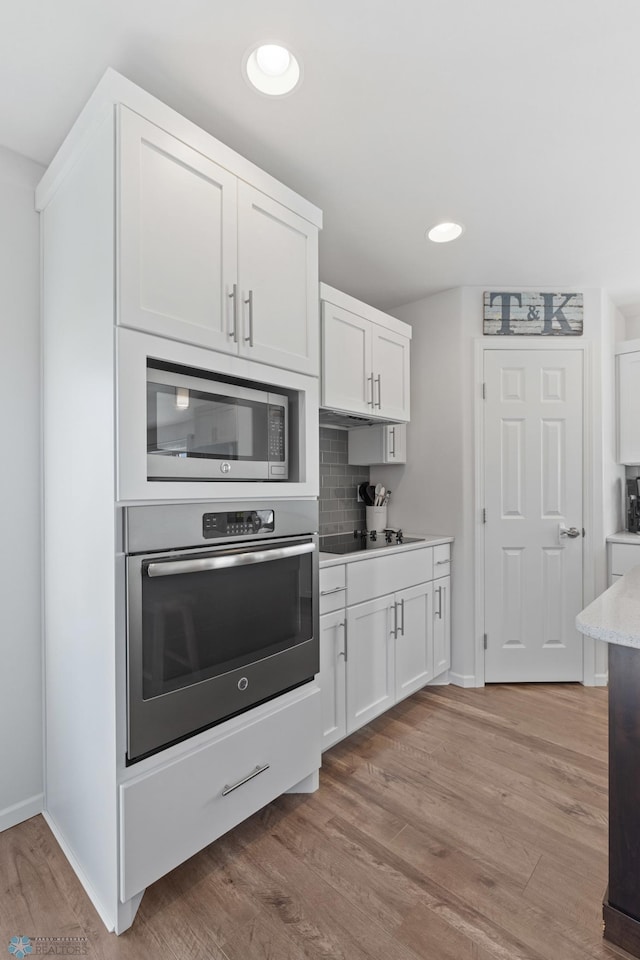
(576, 564, 640, 648)
(607, 531, 640, 545)
(319, 534, 453, 568)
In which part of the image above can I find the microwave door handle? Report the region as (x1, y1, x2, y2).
(146, 542, 315, 578)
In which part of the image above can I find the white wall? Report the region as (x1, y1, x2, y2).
(372, 288, 477, 685)
(0, 146, 44, 829)
(626, 316, 640, 340)
(375, 285, 621, 687)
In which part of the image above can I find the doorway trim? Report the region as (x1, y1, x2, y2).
(473, 338, 597, 687)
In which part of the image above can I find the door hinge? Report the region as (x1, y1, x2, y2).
(482, 382, 486, 399)
(483, 634, 488, 650)
(482, 508, 487, 524)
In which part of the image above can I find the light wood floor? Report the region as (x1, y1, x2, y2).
(1, 684, 629, 960)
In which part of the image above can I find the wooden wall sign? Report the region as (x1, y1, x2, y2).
(483, 292, 583, 336)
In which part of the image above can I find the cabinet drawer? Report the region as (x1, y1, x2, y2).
(120, 685, 320, 901)
(347, 547, 433, 606)
(433, 543, 451, 578)
(610, 543, 640, 576)
(320, 564, 346, 614)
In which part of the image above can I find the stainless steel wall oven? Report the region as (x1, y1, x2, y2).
(125, 500, 318, 762)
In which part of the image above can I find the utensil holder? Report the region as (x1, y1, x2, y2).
(365, 505, 387, 533)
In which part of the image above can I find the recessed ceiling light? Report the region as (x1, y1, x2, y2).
(244, 43, 301, 96)
(427, 222, 464, 243)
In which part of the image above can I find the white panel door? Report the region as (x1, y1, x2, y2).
(484, 349, 584, 682)
(237, 182, 319, 375)
(371, 325, 411, 421)
(118, 106, 238, 353)
(433, 576, 451, 676)
(395, 582, 433, 700)
(322, 303, 373, 415)
(319, 610, 347, 750)
(618, 352, 640, 464)
(346, 596, 395, 732)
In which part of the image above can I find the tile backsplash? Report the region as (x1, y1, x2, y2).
(319, 427, 369, 536)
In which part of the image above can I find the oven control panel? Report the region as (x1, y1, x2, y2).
(202, 509, 275, 539)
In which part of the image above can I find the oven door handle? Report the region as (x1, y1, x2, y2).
(146, 542, 315, 578)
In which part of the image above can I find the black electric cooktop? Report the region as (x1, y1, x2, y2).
(320, 533, 426, 555)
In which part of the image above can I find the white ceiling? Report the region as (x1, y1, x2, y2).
(3, 0, 640, 314)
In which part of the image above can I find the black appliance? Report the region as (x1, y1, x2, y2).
(320, 530, 425, 556)
(627, 478, 640, 534)
(125, 500, 318, 762)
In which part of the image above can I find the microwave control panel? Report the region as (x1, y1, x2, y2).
(268, 405, 286, 462)
(202, 510, 275, 539)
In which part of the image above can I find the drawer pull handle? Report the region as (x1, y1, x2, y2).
(435, 559, 449, 565)
(221, 763, 270, 796)
(321, 586, 344, 596)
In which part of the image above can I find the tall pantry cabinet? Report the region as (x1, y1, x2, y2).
(36, 69, 322, 935)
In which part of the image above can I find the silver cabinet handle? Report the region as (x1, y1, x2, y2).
(392, 601, 398, 638)
(228, 283, 238, 342)
(435, 558, 449, 565)
(337, 620, 347, 661)
(436, 585, 442, 619)
(147, 541, 314, 577)
(375, 374, 382, 409)
(222, 763, 270, 796)
(399, 598, 405, 636)
(244, 290, 254, 347)
(320, 586, 345, 596)
(389, 426, 396, 458)
(367, 374, 374, 407)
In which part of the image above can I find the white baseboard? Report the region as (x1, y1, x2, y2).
(449, 672, 478, 688)
(0, 793, 43, 833)
(428, 671, 450, 686)
(593, 673, 609, 687)
(43, 810, 115, 932)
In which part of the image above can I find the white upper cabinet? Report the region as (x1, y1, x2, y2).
(617, 344, 640, 464)
(321, 302, 373, 415)
(118, 107, 319, 376)
(237, 183, 318, 374)
(320, 283, 411, 421)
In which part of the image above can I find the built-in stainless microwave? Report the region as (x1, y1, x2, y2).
(146, 362, 288, 481)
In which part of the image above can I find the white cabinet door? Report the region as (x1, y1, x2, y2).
(433, 576, 451, 677)
(118, 107, 238, 353)
(371, 325, 410, 421)
(346, 596, 395, 733)
(385, 424, 407, 463)
(237, 183, 319, 375)
(322, 302, 373, 415)
(395, 582, 433, 700)
(319, 610, 347, 750)
(618, 352, 640, 464)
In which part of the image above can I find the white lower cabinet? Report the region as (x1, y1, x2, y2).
(608, 540, 640, 586)
(346, 596, 396, 733)
(395, 582, 434, 700)
(319, 609, 347, 750)
(319, 543, 452, 751)
(433, 575, 451, 675)
(120, 684, 320, 901)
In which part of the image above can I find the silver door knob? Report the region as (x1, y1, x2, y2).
(559, 525, 580, 539)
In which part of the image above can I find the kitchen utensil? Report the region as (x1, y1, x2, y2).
(358, 482, 370, 504)
(366, 484, 376, 506)
(382, 489, 391, 506)
(375, 484, 386, 506)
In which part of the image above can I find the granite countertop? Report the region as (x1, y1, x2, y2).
(576, 565, 640, 648)
(319, 534, 453, 568)
(607, 531, 640, 545)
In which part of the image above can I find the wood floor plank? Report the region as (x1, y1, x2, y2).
(0, 683, 616, 960)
